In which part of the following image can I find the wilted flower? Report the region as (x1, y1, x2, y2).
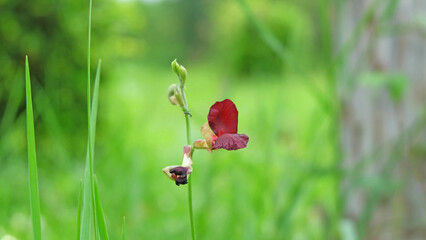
(162, 145, 193, 186)
(195, 99, 249, 151)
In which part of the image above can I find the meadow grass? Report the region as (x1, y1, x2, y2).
(79, 0, 109, 237)
(24, 1, 109, 239)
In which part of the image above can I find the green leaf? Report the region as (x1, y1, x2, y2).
(387, 74, 408, 101)
(94, 176, 109, 240)
(359, 71, 408, 101)
(26, 55, 42, 240)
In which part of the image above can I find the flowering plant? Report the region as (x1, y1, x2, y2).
(162, 60, 249, 239)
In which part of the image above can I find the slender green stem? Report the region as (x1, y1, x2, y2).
(179, 78, 196, 240)
(184, 113, 191, 145)
(187, 176, 195, 240)
(87, 0, 92, 154)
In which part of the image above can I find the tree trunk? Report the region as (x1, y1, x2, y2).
(336, 0, 426, 239)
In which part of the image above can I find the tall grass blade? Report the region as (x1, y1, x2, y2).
(90, 60, 102, 146)
(80, 150, 93, 240)
(79, 0, 95, 238)
(77, 180, 83, 240)
(25, 55, 42, 240)
(79, 60, 101, 239)
(91, 60, 102, 240)
(94, 176, 109, 240)
(121, 217, 126, 240)
(80, 141, 93, 239)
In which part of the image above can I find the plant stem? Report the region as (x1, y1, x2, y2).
(188, 175, 195, 240)
(179, 78, 196, 240)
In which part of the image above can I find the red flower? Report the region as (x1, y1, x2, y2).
(196, 99, 249, 151)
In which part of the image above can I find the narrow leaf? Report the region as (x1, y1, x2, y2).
(79, 0, 96, 239)
(94, 176, 109, 240)
(79, 60, 101, 239)
(26, 55, 42, 240)
(91, 60, 102, 240)
(77, 180, 83, 240)
(80, 151, 93, 240)
(90, 60, 102, 148)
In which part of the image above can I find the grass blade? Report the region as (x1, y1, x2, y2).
(90, 60, 102, 147)
(80, 0, 96, 238)
(25, 55, 42, 240)
(79, 60, 101, 240)
(86, 0, 97, 238)
(77, 180, 83, 240)
(91, 60, 102, 240)
(121, 217, 126, 240)
(94, 176, 109, 240)
(80, 149, 93, 240)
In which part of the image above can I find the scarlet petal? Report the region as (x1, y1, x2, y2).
(212, 134, 249, 150)
(208, 99, 238, 136)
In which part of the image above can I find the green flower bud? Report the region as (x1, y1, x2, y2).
(168, 83, 178, 97)
(179, 66, 187, 85)
(171, 59, 187, 86)
(174, 89, 184, 106)
(167, 83, 184, 107)
(171, 59, 180, 76)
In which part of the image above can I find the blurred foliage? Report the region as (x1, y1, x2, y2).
(359, 71, 408, 102)
(210, 0, 314, 75)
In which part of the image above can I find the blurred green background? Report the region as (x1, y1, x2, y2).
(1, 0, 426, 239)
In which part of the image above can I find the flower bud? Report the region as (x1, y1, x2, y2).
(171, 59, 187, 86)
(168, 83, 178, 96)
(179, 66, 187, 85)
(171, 59, 180, 76)
(168, 84, 184, 107)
